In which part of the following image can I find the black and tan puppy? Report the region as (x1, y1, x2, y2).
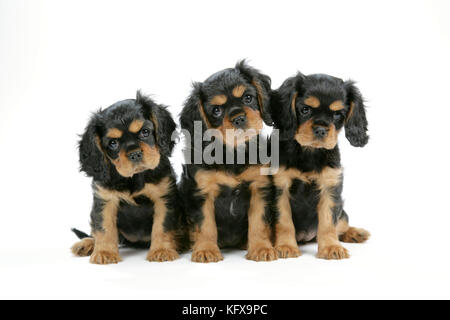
(271, 73, 370, 260)
(71, 91, 182, 264)
(179, 61, 277, 262)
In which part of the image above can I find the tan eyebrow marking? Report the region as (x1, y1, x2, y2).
(210, 95, 227, 105)
(329, 100, 345, 111)
(232, 85, 246, 98)
(304, 96, 320, 108)
(106, 128, 123, 139)
(128, 119, 144, 133)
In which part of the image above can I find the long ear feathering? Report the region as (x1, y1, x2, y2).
(344, 81, 369, 147)
(273, 73, 305, 140)
(235, 60, 273, 126)
(78, 113, 110, 181)
(180, 82, 204, 135)
(136, 90, 177, 156)
(154, 105, 177, 156)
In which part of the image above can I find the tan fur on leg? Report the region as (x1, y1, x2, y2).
(316, 168, 349, 260)
(191, 194, 223, 263)
(144, 178, 179, 262)
(272, 168, 303, 259)
(90, 199, 122, 265)
(190, 170, 240, 263)
(274, 190, 301, 258)
(245, 175, 277, 262)
(273, 167, 311, 258)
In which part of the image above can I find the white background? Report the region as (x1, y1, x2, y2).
(1, 0, 449, 300)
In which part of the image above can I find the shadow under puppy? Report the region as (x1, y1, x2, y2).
(71, 91, 182, 264)
(179, 61, 277, 262)
(270, 73, 370, 260)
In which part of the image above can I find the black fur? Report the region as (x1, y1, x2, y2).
(179, 61, 274, 251)
(74, 91, 184, 250)
(344, 80, 369, 147)
(71, 228, 90, 239)
(272, 72, 368, 146)
(271, 73, 368, 240)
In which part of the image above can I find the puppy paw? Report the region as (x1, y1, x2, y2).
(89, 250, 122, 265)
(71, 238, 94, 257)
(191, 247, 223, 263)
(275, 244, 301, 259)
(340, 227, 371, 243)
(317, 245, 349, 260)
(246, 246, 278, 262)
(147, 248, 179, 262)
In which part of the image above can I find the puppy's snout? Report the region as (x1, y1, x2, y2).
(231, 114, 247, 128)
(313, 126, 328, 139)
(127, 150, 143, 163)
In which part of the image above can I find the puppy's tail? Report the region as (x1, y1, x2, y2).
(71, 228, 90, 239)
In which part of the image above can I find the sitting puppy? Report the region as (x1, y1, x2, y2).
(270, 73, 370, 260)
(179, 61, 277, 262)
(71, 91, 182, 264)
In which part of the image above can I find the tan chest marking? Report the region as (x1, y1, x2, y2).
(194, 165, 270, 196)
(194, 166, 274, 260)
(95, 176, 171, 206)
(95, 177, 173, 243)
(273, 166, 341, 190)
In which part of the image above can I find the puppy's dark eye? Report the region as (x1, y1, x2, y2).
(140, 128, 150, 138)
(108, 139, 119, 150)
(243, 95, 253, 104)
(333, 113, 343, 121)
(300, 106, 311, 115)
(212, 106, 222, 117)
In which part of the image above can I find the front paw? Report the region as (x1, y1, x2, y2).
(317, 245, 349, 260)
(147, 248, 179, 262)
(246, 246, 278, 262)
(191, 247, 223, 263)
(275, 244, 301, 259)
(90, 250, 122, 265)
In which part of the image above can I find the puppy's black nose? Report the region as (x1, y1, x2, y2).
(313, 126, 328, 139)
(231, 115, 247, 128)
(128, 150, 143, 163)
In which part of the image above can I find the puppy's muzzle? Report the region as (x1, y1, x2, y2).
(229, 108, 247, 129)
(232, 115, 247, 128)
(313, 126, 328, 139)
(127, 150, 143, 163)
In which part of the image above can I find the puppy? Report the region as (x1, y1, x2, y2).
(179, 61, 277, 262)
(270, 73, 370, 259)
(71, 91, 182, 264)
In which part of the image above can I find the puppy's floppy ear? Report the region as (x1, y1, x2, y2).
(180, 82, 206, 134)
(78, 114, 109, 181)
(344, 81, 369, 147)
(273, 73, 305, 140)
(235, 60, 273, 125)
(137, 91, 177, 156)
